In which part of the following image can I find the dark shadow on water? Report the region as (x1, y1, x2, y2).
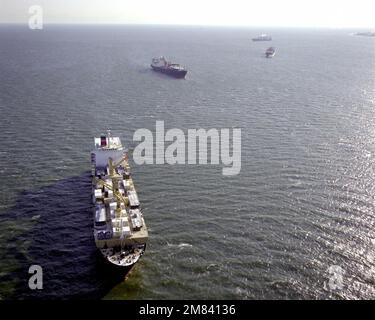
(0, 172, 130, 300)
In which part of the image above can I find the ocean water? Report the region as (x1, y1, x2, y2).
(0, 25, 374, 299)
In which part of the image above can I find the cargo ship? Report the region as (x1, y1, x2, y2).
(91, 131, 148, 274)
(354, 32, 375, 37)
(252, 34, 272, 41)
(265, 47, 276, 58)
(151, 56, 187, 78)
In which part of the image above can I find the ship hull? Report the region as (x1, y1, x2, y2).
(151, 65, 187, 78)
(97, 244, 146, 277)
(96, 251, 135, 278)
(252, 38, 272, 41)
(265, 47, 276, 58)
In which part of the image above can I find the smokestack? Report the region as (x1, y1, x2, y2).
(100, 135, 107, 147)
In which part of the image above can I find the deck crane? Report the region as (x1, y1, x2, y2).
(93, 177, 129, 218)
(108, 153, 129, 176)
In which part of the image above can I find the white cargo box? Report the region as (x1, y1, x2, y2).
(122, 226, 131, 236)
(112, 227, 122, 238)
(112, 226, 131, 238)
(95, 205, 106, 223)
(131, 218, 142, 229)
(123, 179, 131, 190)
(112, 217, 128, 226)
(112, 219, 121, 228)
(94, 189, 102, 198)
(109, 202, 117, 210)
(129, 209, 142, 229)
(128, 190, 140, 207)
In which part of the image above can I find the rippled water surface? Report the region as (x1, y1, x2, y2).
(0, 25, 374, 299)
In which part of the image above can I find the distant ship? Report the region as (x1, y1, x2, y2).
(151, 56, 187, 78)
(354, 32, 375, 37)
(265, 47, 276, 58)
(91, 131, 148, 275)
(252, 34, 272, 41)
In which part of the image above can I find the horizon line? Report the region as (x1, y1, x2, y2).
(0, 22, 374, 30)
